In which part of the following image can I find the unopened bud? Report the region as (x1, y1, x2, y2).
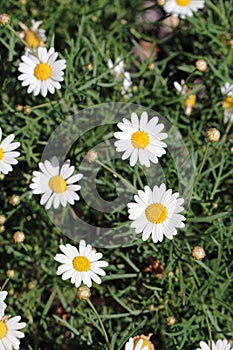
(86, 63, 93, 71)
(167, 316, 176, 326)
(86, 149, 98, 162)
(23, 105, 32, 115)
(77, 286, 91, 300)
(195, 59, 207, 72)
(13, 231, 25, 243)
(9, 195, 20, 206)
(15, 104, 23, 112)
(206, 128, 221, 142)
(7, 269, 15, 278)
(0, 215, 6, 225)
(0, 14, 10, 26)
(192, 246, 206, 260)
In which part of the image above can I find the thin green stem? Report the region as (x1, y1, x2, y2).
(86, 298, 111, 349)
(205, 0, 229, 29)
(221, 118, 232, 143)
(1, 277, 10, 291)
(6, 24, 38, 57)
(193, 143, 210, 188)
(95, 159, 137, 193)
(32, 101, 58, 110)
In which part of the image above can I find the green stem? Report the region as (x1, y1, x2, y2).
(32, 101, 58, 110)
(95, 159, 137, 193)
(221, 118, 232, 143)
(86, 298, 111, 349)
(193, 143, 210, 188)
(6, 24, 38, 57)
(205, 0, 229, 29)
(1, 277, 10, 291)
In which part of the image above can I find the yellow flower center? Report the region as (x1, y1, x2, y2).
(185, 94, 196, 107)
(223, 96, 233, 109)
(48, 175, 67, 193)
(24, 29, 41, 48)
(72, 256, 91, 272)
(0, 148, 4, 160)
(34, 63, 52, 80)
(0, 321, 7, 339)
(134, 339, 152, 348)
(175, 0, 191, 6)
(131, 131, 149, 149)
(145, 203, 167, 224)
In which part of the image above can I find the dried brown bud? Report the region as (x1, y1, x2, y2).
(206, 128, 221, 142)
(15, 104, 23, 112)
(13, 231, 25, 243)
(77, 286, 91, 300)
(192, 246, 206, 260)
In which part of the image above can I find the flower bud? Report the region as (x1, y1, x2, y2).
(9, 195, 20, 206)
(13, 231, 25, 243)
(86, 149, 98, 162)
(167, 316, 176, 326)
(7, 269, 15, 278)
(23, 105, 32, 115)
(0, 215, 6, 225)
(206, 128, 221, 142)
(15, 104, 23, 112)
(195, 59, 207, 72)
(77, 286, 91, 300)
(192, 246, 206, 260)
(0, 14, 10, 26)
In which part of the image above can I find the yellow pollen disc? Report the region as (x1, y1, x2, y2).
(24, 30, 41, 48)
(145, 203, 167, 224)
(0, 148, 4, 160)
(72, 256, 91, 272)
(175, 0, 191, 5)
(223, 96, 233, 109)
(131, 131, 149, 149)
(0, 321, 7, 339)
(185, 94, 196, 107)
(48, 175, 67, 193)
(34, 63, 52, 80)
(134, 339, 152, 348)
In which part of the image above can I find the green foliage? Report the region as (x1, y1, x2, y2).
(0, 0, 232, 349)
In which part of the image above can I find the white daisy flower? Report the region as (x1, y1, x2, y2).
(0, 128, 20, 175)
(19, 19, 46, 49)
(174, 80, 196, 115)
(221, 82, 233, 97)
(0, 292, 7, 319)
(121, 71, 133, 99)
(163, 0, 205, 19)
(125, 334, 154, 350)
(54, 240, 108, 288)
(197, 339, 232, 350)
(128, 183, 185, 243)
(221, 82, 233, 124)
(114, 111, 167, 167)
(18, 47, 66, 97)
(0, 315, 26, 350)
(29, 157, 83, 210)
(125, 337, 148, 350)
(108, 57, 125, 80)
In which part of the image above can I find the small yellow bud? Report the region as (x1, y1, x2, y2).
(192, 246, 206, 260)
(86, 63, 93, 71)
(0, 215, 6, 225)
(0, 14, 10, 26)
(23, 105, 32, 115)
(86, 149, 98, 162)
(7, 269, 15, 278)
(132, 85, 138, 92)
(230, 146, 233, 153)
(9, 195, 20, 206)
(0, 226, 5, 233)
(149, 62, 155, 70)
(13, 231, 25, 243)
(28, 281, 36, 290)
(195, 59, 208, 72)
(157, 0, 165, 5)
(77, 286, 91, 300)
(167, 316, 176, 326)
(15, 104, 23, 112)
(206, 128, 221, 142)
(0, 174, 5, 180)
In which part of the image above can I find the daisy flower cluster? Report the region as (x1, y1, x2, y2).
(108, 57, 133, 98)
(0, 291, 26, 350)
